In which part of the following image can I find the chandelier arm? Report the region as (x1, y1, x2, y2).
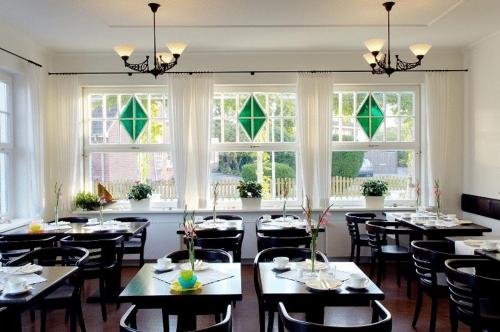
(395, 56, 422, 71)
(124, 57, 150, 73)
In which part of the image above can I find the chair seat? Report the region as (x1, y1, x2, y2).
(380, 244, 409, 255)
(43, 284, 75, 302)
(457, 299, 500, 323)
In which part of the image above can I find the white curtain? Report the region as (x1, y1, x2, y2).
(297, 73, 334, 208)
(168, 74, 214, 209)
(14, 65, 45, 217)
(45, 76, 82, 215)
(423, 72, 464, 213)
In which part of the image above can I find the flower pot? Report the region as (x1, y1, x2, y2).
(129, 198, 150, 210)
(364, 196, 385, 209)
(241, 197, 261, 209)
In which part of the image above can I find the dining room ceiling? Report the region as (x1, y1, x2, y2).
(1, 0, 500, 53)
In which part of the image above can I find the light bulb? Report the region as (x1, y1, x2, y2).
(166, 42, 187, 55)
(364, 39, 385, 53)
(409, 44, 432, 57)
(113, 45, 134, 58)
(157, 52, 173, 63)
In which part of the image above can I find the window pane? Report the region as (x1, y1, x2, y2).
(0, 113, 8, 144)
(89, 152, 175, 200)
(106, 95, 118, 118)
(385, 93, 398, 115)
(341, 93, 354, 116)
(210, 151, 297, 200)
(0, 153, 6, 215)
(331, 150, 415, 200)
(0, 82, 6, 112)
(90, 95, 103, 118)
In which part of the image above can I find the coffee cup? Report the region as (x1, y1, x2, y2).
(273, 257, 289, 269)
(262, 215, 272, 221)
(349, 273, 368, 288)
(7, 277, 27, 292)
(157, 257, 172, 268)
(483, 240, 497, 250)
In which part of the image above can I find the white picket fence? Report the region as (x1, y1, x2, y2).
(331, 175, 410, 199)
(93, 179, 177, 200)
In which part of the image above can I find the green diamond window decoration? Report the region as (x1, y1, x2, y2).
(238, 95, 267, 141)
(356, 94, 384, 139)
(120, 96, 148, 141)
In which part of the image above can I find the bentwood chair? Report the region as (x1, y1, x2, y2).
(411, 240, 475, 332)
(278, 301, 392, 332)
(192, 233, 244, 262)
(345, 212, 376, 264)
(365, 220, 416, 298)
(120, 304, 232, 332)
(58, 217, 89, 223)
(256, 232, 312, 251)
(203, 214, 243, 221)
(254, 247, 329, 332)
(0, 235, 57, 264)
(445, 258, 500, 332)
(7, 247, 90, 332)
(60, 234, 124, 322)
(114, 217, 149, 266)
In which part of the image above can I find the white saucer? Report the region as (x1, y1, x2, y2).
(480, 245, 498, 252)
(4, 285, 33, 296)
(153, 263, 176, 272)
(272, 263, 292, 271)
(346, 280, 369, 290)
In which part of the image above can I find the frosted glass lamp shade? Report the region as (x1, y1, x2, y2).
(364, 39, 385, 53)
(113, 45, 134, 58)
(409, 44, 432, 57)
(167, 42, 187, 55)
(363, 53, 377, 65)
(157, 52, 173, 63)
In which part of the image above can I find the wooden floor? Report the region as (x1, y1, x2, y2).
(20, 263, 468, 332)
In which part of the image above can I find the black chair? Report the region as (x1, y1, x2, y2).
(254, 247, 329, 332)
(120, 304, 232, 332)
(0, 234, 57, 264)
(445, 258, 500, 332)
(114, 217, 149, 266)
(345, 212, 375, 264)
(60, 234, 124, 322)
(167, 248, 233, 263)
(411, 240, 475, 332)
(58, 217, 89, 223)
(256, 232, 312, 251)
(278, 301, 392, 332)
(259, 214, 301, 220)
(7, 247, 90, 332)
(365, 220, 416, 298)
(203, 214, 242, 221)
(191, 233, 244, 262)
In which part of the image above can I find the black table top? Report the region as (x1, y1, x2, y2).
(0, 266, 77, 307)
(176, 220, 244, 235)
(258, 262, 384, 306)
(2, 221, 150, 238)
(119, 263, 242, 310)
(391, 215, 491, 239)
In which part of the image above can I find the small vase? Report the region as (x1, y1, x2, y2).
(310, 235, 317, 273)
(54, 207, 59, 227)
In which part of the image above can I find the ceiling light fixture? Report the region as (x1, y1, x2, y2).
(113, 3, 187, 78)
(363, 2, 432, 76)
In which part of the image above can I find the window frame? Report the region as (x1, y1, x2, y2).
(82, 86, 174, 200)
(331, 84, 421, 206)
(0, 72, 13, 217)
(211, 84, 302, 205)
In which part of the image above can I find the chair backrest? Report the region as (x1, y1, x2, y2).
(0, 235, 57, 264)
(259, 214, 300, 221)
(345, 213, 375, 241)
(59, 217, 89, 223)
(120, 305, 232, 332)
(60, 234, 124, 275)
(365, 220, 414, 252)
(256, 232, 312, 251)
(445, 258, 500, 326)
(192, 234, 244, 262)
(203, 215, 242, 221)
(411, 240, 471, 288)
(278, 301, 392, 332)
(114, 217, 149, 241)
(167, 249, 233, 263)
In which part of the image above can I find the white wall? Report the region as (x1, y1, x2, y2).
(464, 33, 500, 234)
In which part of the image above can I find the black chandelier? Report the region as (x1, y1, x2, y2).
(113, 3, 187, 78)
(363, 1, 432, 76)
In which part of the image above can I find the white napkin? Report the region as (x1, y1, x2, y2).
(276, 268, 351, 284)
(0, 272, 46, 285)
(153, 267, 234, 285)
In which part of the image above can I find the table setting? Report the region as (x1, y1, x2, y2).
(83, 219, 130, 231)
(454, 238, 500, 255)
(0, 264, 46, 296)
(391, 212, 473, 228)
(260, 214, 306, 228)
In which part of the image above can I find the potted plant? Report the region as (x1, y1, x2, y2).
(361, 180, 388, 209)
(128, 182, 153, 210)
(74, 192, 100, 211)
(237, 180, 263, 209)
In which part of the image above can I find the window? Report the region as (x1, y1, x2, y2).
(0, 73, 12, 216)
(83, 87, 175, 202)
(331, 85, 420, 205)
(210, 86, 299, 204)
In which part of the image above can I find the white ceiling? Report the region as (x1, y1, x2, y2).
(1, 0, 500, 53)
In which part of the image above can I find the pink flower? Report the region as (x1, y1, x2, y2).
(305, 224, 311, 234)
(320, 216, 329, 226)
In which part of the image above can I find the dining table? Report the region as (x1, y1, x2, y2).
(0, 266, 78, 332)
(119, 262, 242, 331)
(175, 218, 244, 235)
(258, 261, 384, 323)
(446, 235, 500, 262)
(385, 212, 492, 240)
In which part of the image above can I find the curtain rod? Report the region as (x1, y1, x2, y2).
(48, 69, 468, 76)
(0, 46, 43, 68)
